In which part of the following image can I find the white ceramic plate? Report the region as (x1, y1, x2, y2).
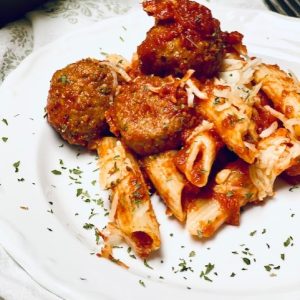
(1, 5, 300, 300)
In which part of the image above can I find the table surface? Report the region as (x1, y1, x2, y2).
(0, 0, 290, 299)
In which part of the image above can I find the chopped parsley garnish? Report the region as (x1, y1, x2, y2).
(71, 168, 82, 175)
(200, 263, 215, 282)
(51, 169, 61, 175)
(88, 208, 98, 220)
(264, 265, 272, 272)
(13, 161, 20, 172)
(245, 192, 253, 200)
(177, 258, 194, 273)
(59, 75, 69, 84)
(20, 206, 29, 210)
(83, 223, 94, 230)
(264, 264, 280, 274)
(76, 188, 83, 197)
(2, 118, 8, 126)
(213, 97, 221, 105)
(226, 191, 234, 197)
(283, 236, 294, 247)
(109, 162, 119, 175)
(242, 258, 251, 265)
(143, 259, 153, 269)
(1, 137, 8, 142)
(189, 251, 196, 258)
(250, 230, 257, 236)
(138, 279, 146, 287)
(95, 229, 100, 245)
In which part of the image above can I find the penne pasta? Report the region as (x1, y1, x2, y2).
(196, 85, 257, 163)
(195, 56, 263, 164)
(96, 137, 160, 258)
(186, 160, 258, 238)
(254, 64, 300, 137)
(174, 121, 222, 187)
(143, 151, 187, 222)
(249, 128, 300, 200)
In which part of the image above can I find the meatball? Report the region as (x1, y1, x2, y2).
(106, 75, 195, 156)
(137, 0, 223, 78)
(46, 58, 116, 147)
(137, 0, 243, 78)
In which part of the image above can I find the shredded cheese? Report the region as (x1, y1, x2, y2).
(213, 87, 230, 98)
(264, 105, 300, 137)
(186, 79, 208, 99)
(100, 61, 131, 82)
(186, 87, 195, 107)
(244, 141, 257, 152)
(215, 169, 231, 184)
(259, 121, 278, 138)
(145, 84, 162, 93)
(215, 101, 231, 112)
(264, 105, 286, 123)
(221, 58, 244, 71)
(180, 69, 195, 88)
(186, 120, 214, 143)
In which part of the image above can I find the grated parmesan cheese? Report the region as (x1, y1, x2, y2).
(215, 101, 231, 112)
(186, 87, 195, 107)
(180, 69, 195, 88)
(100, 61, 131, 82)
(186, 120, 214, 143)
(244, 141, 257, 152)
(186, 79, 208, 99)
(264, 105, 300, 137)
(259, 121, 278, 138)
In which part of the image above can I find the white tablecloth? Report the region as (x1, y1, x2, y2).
(0, 0, 280, 299)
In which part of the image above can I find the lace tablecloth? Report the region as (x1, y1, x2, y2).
(0, 0, 273, 299)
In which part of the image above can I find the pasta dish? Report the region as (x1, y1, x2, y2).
(45, 0, 300, 263)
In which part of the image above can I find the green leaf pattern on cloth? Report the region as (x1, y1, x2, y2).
(0, 0, 132, 84)
(41, 0, 131, 23)
(0, 20, 33, 82)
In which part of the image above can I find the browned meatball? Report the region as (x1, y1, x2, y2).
(46, 58, 116, 147)
(137, 0, 243, 78)
(106, 75, 196, 156)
